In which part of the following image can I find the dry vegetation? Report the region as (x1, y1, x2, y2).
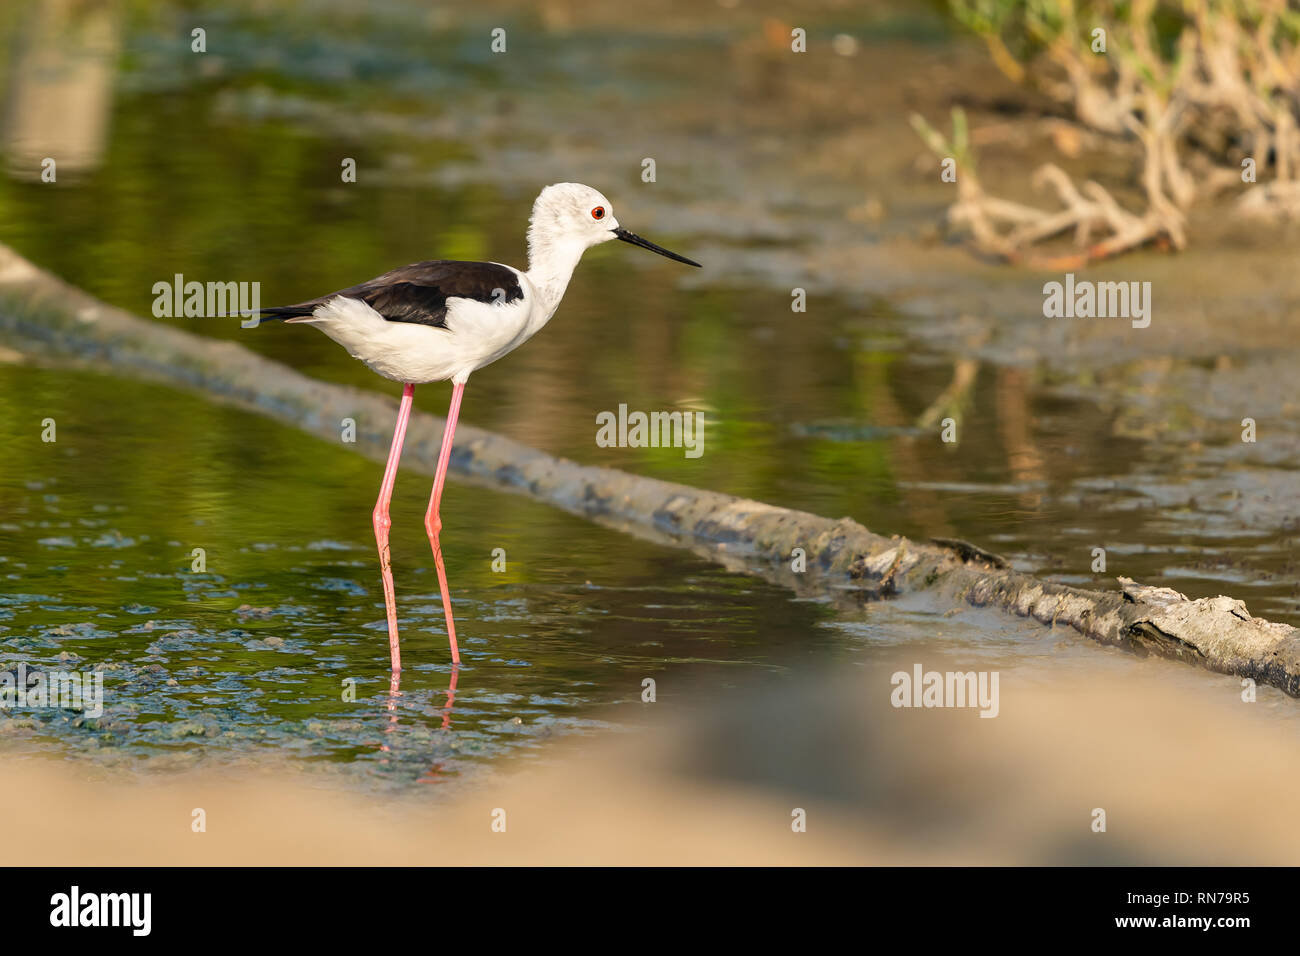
(913, 0, 1300, 266)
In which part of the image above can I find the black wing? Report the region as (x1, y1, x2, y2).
(259, 260, 524, 328)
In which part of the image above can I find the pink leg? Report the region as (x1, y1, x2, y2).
(424, 381, 465, 665)
(374, 382, 415, 672)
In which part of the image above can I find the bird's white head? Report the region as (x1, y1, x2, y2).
(525, 183, 701, 285)
(527, 182, 620, 255)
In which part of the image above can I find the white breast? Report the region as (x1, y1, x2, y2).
(297, 272, 544, 385)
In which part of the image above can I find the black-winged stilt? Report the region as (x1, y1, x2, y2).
(254, 183, 700, 671)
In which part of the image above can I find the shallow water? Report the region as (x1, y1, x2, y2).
(1, 0, 1296, 790)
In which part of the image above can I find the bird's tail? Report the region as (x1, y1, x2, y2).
(210, 305, 314, 324)
(255, 305, 316, 323)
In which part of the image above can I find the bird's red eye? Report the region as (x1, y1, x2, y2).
(591, 206, 606, 220)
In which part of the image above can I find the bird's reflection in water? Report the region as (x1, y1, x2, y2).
(379, 668, 402, 754)
(375, 663, 460, 784)
(418, 666, 459, 784)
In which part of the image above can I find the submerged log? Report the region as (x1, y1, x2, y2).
(2, 242, 1298, 694)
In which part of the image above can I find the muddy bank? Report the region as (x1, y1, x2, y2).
(7, 665, 1300, 865)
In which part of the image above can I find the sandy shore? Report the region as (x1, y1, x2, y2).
(6, 658, 1300, 865)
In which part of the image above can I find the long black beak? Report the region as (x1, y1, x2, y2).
(614, 227, 701, 267)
